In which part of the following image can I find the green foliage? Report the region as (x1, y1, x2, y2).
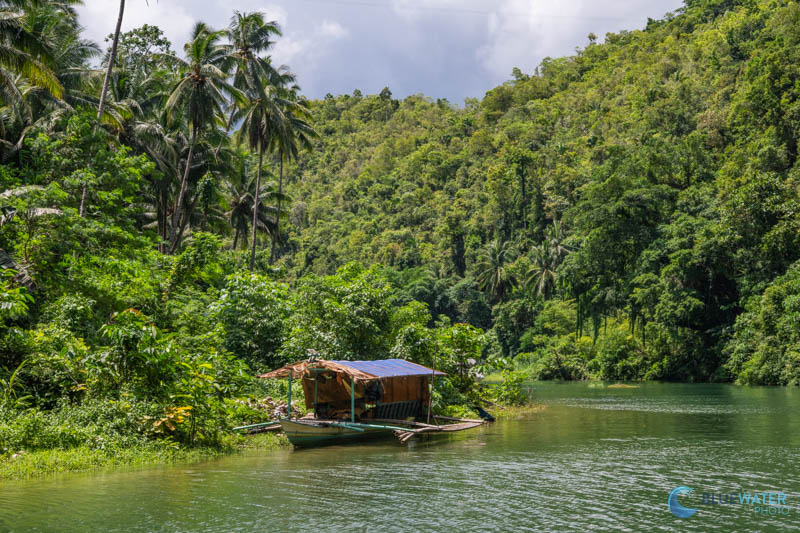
(163, 232, 224, 298)
(0, 361, 30, 410)
(270, 0, 800, 386)
(5, 0, 800, 479)
(0, 270, 32, 325)
(281, 263, 396, 361)
(593, 328, 646, 381)
(726, 260, 800, 385)
(488, 370, 528, 406)
(516, 336, 592, 381)
(0, 398, 161, 454)
(210, 271, 290, 371)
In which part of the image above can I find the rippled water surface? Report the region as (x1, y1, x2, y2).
(2, 382, 799, 532)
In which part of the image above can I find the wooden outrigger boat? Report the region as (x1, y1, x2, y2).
(258, 358, 488, 447)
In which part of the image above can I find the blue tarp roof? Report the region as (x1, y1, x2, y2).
(331, 359, 445, 378)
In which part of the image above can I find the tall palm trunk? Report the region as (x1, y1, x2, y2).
(97, 0, 125, 125)
(170, 126, 197, 252)
(81, 0, 126, 218)
(250, 146, 264, 271)
(271, 155, 283, 263)
(232, 225, 240, 250)
(160, 187, 169, 253)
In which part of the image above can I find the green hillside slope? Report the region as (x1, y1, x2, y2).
(277, 0, 800, 384)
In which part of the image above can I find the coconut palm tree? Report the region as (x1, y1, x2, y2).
(270, 86, 316, 262)
(18, 1, 100, 123)
(164, 22, 241, 252)
(0, 0, 62, 118)
(96, 0, 125, 125)
(226, 172, 289, 252)
(475, 239, 515, 302)
(526, 241, 557, 298)
(96, 0, 158, 122)
(233, 74, 285, 271)
(546, 219, 571, 262)
(224, 11, 281, 89)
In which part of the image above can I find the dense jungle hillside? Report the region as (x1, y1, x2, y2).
(280, 0, 800, 385)
(1, 0, 800, 469)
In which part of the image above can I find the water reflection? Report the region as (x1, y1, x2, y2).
(1, 382, 798, 532)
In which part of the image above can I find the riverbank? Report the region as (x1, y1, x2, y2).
(3, 382, 797, 532)
(0, 432, 291, 481)
(490, 404, 545, 419)
(1, 405, 536, 481)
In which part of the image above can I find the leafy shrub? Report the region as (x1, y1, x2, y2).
(593, 328, 646, 380)
(40, 294, 97, 341)
(517, 335, 592, 380)
(281, 263, 395, 362)
(726, 260, 800, 385)
(488, 369, 528, 405)
(0, 398, 161, 453)
(210, 271, 290, 371)
(22, 324, 90, 407)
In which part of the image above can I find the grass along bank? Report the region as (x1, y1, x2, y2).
(1, 370, 528, 481)
(0, 431, 290, 481)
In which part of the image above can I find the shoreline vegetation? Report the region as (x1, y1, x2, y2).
(0, 432, 291, 482)
(1, 400, 552, 481)
(3, 0, 800, 482)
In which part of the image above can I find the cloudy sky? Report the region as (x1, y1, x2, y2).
(77, 0, 684, 103)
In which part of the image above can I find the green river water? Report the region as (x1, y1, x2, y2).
(1, 382, 799, 532)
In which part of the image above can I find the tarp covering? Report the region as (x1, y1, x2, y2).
(331, 359, 445, 378)
(259, 358, 445, 413)
(258, 358, 445, 382)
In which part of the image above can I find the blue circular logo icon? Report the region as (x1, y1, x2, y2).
(669, 486, 698, 518)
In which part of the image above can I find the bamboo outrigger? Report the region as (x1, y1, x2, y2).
(258, 358, 488, 447)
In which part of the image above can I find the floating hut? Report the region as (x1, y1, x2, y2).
(258, 358, 486, 447)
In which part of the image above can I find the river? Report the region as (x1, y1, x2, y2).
(1, 382, 799, 532)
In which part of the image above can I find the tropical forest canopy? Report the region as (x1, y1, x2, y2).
(1, 0, 799, 450)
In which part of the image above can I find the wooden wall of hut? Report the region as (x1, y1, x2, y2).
(381, 376, 429, 404)
(300, 373, 431, 410)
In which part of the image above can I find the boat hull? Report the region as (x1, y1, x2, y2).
(280, 419, 395, 447)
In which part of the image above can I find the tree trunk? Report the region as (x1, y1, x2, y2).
(271, 155, 283, 263)
(78, 183, 88, 218)
(232, 226, 240, 250)
(250, 147, 264, 272)
(81, 0, 126, 218)
(160, 187, 168, 253)
(170, 191, 197, 254)
(97, 0, 126, 124)
(156, 191, 164, 253)
(170, 126, 196, 252)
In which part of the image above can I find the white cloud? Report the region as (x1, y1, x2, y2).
(272, 19, 350, 71)
(476, 0, 680, 80)
(257, 3, 289, 28)
(76, 0, 683, 101)
(77, 1, 195, 53)
(319, 20, 349, 40)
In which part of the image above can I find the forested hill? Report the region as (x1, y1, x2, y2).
(273, 0, 800, 385)
(0, 0, 799, 396)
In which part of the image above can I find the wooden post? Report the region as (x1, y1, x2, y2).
(351, 377, 355, 422)
(287, 374, 292, 420)
(427, 374, 433, 424)
(313, 375, 318, 418)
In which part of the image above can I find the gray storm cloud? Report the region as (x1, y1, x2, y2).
(77, 0, 683, 103)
